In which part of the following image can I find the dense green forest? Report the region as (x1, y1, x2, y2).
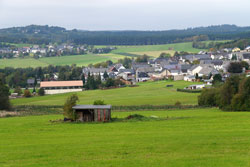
(1, 24, 250, 45)
(215, 39, 250, 49)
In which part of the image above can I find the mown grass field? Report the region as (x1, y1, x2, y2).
(12, 81, 200, 106)
(1, 41, 228, 69)
(0, 54, 126, 69)
(1, 108, 250, 167)
(129, 50, 176, 57)
(111, 42, 203, 54)
(0, 58, 48, 68)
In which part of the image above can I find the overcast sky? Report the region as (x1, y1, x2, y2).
(0, 0, 249, 30)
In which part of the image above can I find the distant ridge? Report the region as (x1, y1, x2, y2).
(0, 24, 250, 45)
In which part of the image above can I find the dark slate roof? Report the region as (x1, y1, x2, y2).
(243, 53, 250, 59)
(83, 68, 108, 74)
(138, 72, 149, 78)
(27, 78, 35, 84)
(163, 64, 180, 70)
(152, 58, 170, 64)
(183, 54, 211, 60)
(73, 105, 112, 110)
(132, 63, 151, 69)
(136, 67, 155, 73)
(202, 60, 223, 66)
(118, 69, 135, 74)
(181, 64, 192, 70)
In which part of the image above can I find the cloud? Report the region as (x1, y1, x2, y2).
(0, 0, 249, 30)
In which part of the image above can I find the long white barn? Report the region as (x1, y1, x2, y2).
(40, 81, 83, 95)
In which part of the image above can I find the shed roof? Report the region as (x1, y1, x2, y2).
(73, 105, 112, 110)
(40, 81, 83, 88)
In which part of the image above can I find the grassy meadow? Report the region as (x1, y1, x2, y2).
(1, 108, 250, 167)
(0, 42, 204, 69)
(0, 54, 126, 69)
(129, 50, 176, 57)
(11, 80, 201, 106)
(111, 42, 203, 54)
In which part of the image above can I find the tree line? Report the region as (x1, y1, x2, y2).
(0, 65, 83, 88)
(198, 75, 250, 111)
(1, 25, 250, 45)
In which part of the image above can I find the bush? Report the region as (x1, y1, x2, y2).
(198, 88, 219, 107)
(14, 87, 23, 95)
(93, 100, 106, 105)
(38, 88, 45, 96)
(177, 88, 202, 93)
(198, 75, 250, 111)
(175, 101, 182, 107)
(63, 94, 79, 121)
(23, 89, 32, 98)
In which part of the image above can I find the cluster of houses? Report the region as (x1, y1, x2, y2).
(32, 46, 250, 95)
(0, 44, 115, 58)
(82, 46, 250, 85)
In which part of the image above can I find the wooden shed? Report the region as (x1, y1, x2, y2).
(72, 105, 112, 122)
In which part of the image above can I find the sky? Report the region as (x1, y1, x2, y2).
(0, 0, 249, 31)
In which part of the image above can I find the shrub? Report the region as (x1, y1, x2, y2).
(227, 62, 242, 73)
(177, 88, 202, 93)
(198, 75, 250, 111)
(63, 94, 79, 121)
(175, 101, 182, 107)
(14, 87, 23, 95)
(23, 89, 32, 98)
(198, 88, 219, 107)
(38, 88, 45, 96)
(93, 100, 106, 105)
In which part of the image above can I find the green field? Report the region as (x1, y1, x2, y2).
(12, 81, 200, 106)
(1, 41, 228, 68)
(0, 54, 126, 69)
(1, 108, 250, 167)
(0, 58, 48, 68)
(129, 50, 176, 57)
(111, 42, 204, 54)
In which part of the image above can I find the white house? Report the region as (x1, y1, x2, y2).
(185, 84, 205, 90)
(184, 75, 196, 82)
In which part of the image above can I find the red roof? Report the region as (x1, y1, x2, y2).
(40, 81, 83, 88)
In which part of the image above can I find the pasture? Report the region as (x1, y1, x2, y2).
(129, 50, 176, 57)
(0, 54, 126, 69)
(11, 80, 201, 106)
(0, 58, 48, 68)
(111, 42, 203, 54)
(1, 41, 227, 69)
(1, 108, 250, 167)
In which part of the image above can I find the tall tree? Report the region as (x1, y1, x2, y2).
(0, 80, 11, 110)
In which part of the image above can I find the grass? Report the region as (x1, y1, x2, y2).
(4, 42, 33, 48)
(111, 42, 204, 54)
(0, 54, 126, 69)
(38, 54, 119, 66)
(0, 58, 48, 68)
(130, 50, 176, 57)
(12, 80, 201, 106)
(1, 108, 250, 166)
(0, 41, 229, 69)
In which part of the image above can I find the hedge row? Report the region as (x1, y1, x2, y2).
(13, 104, 207, 114)
(176, 88, 202, 93)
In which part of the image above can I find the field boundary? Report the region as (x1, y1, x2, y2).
(12, 105, 209, 114)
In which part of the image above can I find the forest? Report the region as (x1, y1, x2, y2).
(1, 24, 250, 45)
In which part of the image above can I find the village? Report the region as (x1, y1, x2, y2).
(0, 43, 116, 59)
(18, 45, 249, 96)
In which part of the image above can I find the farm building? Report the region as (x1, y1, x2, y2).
(185, 84, 205, 90)
(73, 105, 112, 122)
(40, 80, 83, 94)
